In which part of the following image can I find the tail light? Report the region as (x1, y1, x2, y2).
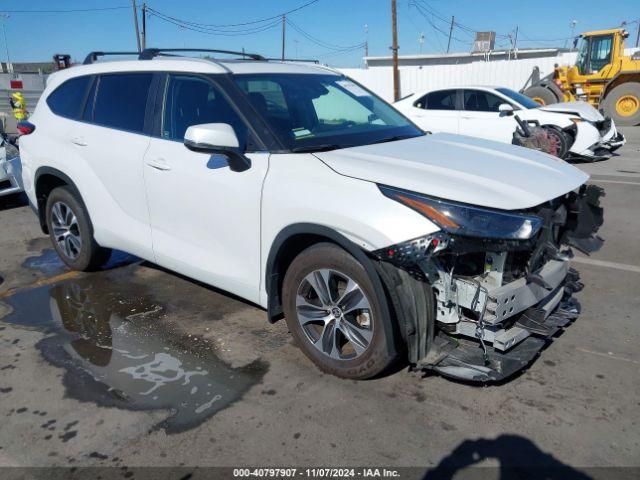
(17, 121, 35, 135)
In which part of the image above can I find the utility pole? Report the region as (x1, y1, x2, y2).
(513, 26, 519, 59)
(364, 24, 369, 57)
(0, 14, 11, 74)
(391, 0, 400, 101)
(141, 3, 147, 51)
(132, 0, 141, 53)
(446, 16, 454, 53)
(566, 20, 578, 50)
(281, 14, 286, 61)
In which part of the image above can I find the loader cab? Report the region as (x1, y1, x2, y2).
(573, 29, 626, 76)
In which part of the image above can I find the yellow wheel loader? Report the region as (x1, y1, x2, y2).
(523, 28, 640, 126)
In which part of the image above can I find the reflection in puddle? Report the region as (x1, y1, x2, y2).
(22, 248, 139, 275)
(1, 267, 267, 433)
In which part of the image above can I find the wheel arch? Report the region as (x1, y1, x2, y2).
(602, 72, 640, 99)
(265, 223, 389, 326)
(34, 167, 84, 234)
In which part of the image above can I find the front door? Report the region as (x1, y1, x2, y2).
(143, 74, 269, 303)
(459, 89, 516, 143)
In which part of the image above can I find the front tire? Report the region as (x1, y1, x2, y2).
(542, 126, 570, 159)
(282, 243, 398, 379)
(45, 186, 111, 271)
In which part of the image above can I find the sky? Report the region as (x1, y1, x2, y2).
(1, 0, 639, 67)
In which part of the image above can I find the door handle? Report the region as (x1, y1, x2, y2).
(461, 115, 473, 119)
(70, 137, 87, 146)
(146, 158, 172, 171)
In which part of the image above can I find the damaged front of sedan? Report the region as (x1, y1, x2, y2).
(316, 133, 604, 382)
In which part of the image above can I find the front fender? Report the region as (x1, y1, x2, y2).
(260, 153, 438, 310)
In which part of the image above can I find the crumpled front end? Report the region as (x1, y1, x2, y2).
(569, 117, 626, 161)
(374, 184, 605, 383)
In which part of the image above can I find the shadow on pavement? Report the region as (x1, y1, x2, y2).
(423, 434, 591, 480)
(0, 192, 28, 211)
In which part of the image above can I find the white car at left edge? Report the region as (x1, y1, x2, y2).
(395, 85, 625, 161)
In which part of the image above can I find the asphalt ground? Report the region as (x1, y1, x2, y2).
(0, 128, 639, 480)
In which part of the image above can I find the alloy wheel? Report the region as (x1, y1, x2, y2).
(295, 269, 374, 360)
(51, 201, 82, 260)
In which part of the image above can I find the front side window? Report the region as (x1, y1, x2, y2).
(162, 75, 249, 147)
(46, 75, 93, 119)
(234, 74, 421, 151)
(93, 73, 153, 133)
(463, 90, 505, 112)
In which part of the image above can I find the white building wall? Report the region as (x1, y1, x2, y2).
(339, 52, 579, 102)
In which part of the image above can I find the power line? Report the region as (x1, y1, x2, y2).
(148, 10, 282, 36)
(286, 19, 365, 51)
(0, 6, 131, 13)
(145, 0, 319, 29)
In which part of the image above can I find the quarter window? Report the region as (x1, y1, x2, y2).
(162, 75, 248, 146)
(46, 75, 93, 119)
(93, 73, 153, 133)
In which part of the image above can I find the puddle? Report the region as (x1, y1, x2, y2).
(1, 266, 267, 433)
(22, 248, 139, 276)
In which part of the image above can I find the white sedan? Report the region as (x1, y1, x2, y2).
(395, 86, 625, 161)
(0, 136, 22, 198)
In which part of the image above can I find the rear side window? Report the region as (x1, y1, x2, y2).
(416, 90, 457, 110)
(93, 73, 153, 133)
(46, 76, 93, 119)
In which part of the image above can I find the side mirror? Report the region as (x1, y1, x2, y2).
(498, 103, 514, 116)
(184, 123, 251, 172)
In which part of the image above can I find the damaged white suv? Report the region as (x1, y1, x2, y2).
(19, 49, 604, 382)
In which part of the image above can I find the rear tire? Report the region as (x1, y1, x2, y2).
(523, 85, 560, 106)
(282, 243, 398, 379)
(45, 186, 111, 271)
(603, 82, 640, 126)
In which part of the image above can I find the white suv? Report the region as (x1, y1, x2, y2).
(19, 49, 605, 382)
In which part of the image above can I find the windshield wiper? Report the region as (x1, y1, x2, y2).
(370, 134, 418, 145)
(291, 144, 352, 153)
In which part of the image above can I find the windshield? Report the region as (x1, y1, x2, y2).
(234, 73, 423, 151)
(575, 37, 588, 75)
(495, 88, 541, 109)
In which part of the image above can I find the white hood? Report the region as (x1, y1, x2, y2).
(315, 133, 588, 211)
(539, 101, 604, 122)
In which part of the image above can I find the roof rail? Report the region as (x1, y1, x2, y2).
(83, 51, 140, 65)
(266, 58, 319, 64)
(139, 48, 265, 61)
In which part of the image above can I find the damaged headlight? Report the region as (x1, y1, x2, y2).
(379, 185, 543, 240)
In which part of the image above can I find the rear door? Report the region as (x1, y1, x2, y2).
(408, 89, 460, 133)
(459, 89, 516, 143)
(75, 72, 155, 258)
(142, 73, 269, 303)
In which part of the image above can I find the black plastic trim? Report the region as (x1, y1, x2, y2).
(265, 224, 387, 323)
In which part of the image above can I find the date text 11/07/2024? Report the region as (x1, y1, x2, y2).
(232, 468, 401, 478)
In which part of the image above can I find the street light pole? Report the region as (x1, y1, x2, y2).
(0, 14, 11, 74)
